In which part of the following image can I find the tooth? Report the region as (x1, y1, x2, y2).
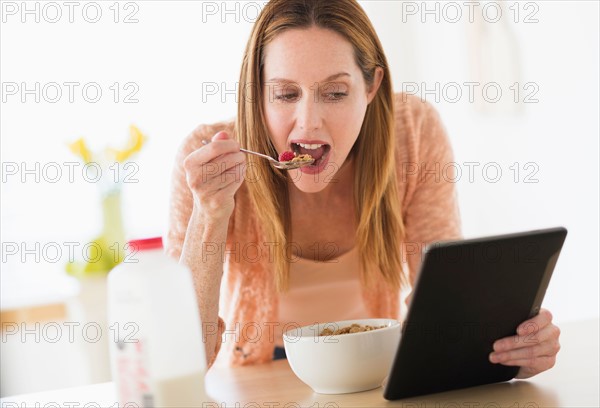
(296, 143, 323, 150)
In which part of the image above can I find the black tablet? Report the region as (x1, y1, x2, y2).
(383, 227, 568, 400)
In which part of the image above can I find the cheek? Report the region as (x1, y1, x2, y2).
(328, 102, 367, 146)
(264, 107, 293, 147)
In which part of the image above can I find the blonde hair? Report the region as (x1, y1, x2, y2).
(235, 0, 405, 291)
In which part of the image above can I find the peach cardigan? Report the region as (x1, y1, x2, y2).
(165, 93, 462, 367)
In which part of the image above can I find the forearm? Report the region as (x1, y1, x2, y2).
(179, 205, 229, 368)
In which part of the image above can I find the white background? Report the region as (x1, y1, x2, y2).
(1, 0, 598, 395)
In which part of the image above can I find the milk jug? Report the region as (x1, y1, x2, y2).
(107, 237, 211, 406)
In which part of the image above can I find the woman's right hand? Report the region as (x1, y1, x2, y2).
(183, 130, 246, 221)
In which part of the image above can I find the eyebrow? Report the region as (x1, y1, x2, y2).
(266, 72, 351, 83)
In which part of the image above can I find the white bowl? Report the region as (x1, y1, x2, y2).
(282, 318, 401, 394)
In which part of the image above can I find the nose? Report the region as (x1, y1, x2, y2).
(296, 94, 323, 131)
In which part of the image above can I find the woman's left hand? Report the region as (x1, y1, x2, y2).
(489, 308, 561, 379)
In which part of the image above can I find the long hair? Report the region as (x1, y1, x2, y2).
(235, 0, 405, 291)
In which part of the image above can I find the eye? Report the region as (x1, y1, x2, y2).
(272, 83, 301, 103)
(324, 92, 348, 102)
(320, 82, 349, 102)
(274, 93, 299, 102)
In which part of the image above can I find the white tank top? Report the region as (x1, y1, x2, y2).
(274, 246, 371, 347)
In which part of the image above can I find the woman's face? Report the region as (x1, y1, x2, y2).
(262, 26, 382, 193)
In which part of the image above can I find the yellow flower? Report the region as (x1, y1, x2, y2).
(68, 137, 93, 164)
(108, 124, 147, 163)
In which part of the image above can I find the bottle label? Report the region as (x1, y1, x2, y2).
(114, 337, 155, 407)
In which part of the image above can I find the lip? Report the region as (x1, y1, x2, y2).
(289, 139, 329, 146)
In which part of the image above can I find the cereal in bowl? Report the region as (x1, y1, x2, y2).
(320, 323, 386, 336)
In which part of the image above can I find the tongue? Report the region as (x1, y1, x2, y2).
(299, 146, 325, 161)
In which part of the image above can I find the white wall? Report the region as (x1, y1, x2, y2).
(1, 0, 598, 394)
(362, 0, 599, 323)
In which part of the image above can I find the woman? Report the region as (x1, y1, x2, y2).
(166, 0, 560, 379)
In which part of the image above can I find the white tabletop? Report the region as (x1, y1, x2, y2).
(2, 319, 598, 407)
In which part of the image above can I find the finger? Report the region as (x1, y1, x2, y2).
(197, 164, 246, 197)
(489, 335, 560, 364)
(199, 152, 246, 177)
(404, 292, 413, 308)
(212, 130, 231, 141)
(193, 153, 246, 190)
(185, 148, 245, 178)
(516, 308, 553, 336)
(184, 151, 246, 194)
(494, 323, 560, 352)
(190, 131, 239, 160)
(493, 310, 557, 352)
(198, 140, 241, 162)
(200, 166, 246, 193)
(491, 324, 561, 363)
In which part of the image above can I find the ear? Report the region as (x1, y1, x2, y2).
(366, 67, 384, 104)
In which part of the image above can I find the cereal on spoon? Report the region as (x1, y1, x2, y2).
(279, 151, 314, 164)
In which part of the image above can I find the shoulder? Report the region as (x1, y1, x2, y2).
(393, 92, 432, 122)
(393, 92, 446, 147)
(392, 92, 454, 163)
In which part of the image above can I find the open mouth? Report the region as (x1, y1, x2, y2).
(290, 142, 331, 166)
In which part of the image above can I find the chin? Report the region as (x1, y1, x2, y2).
(287, 161, 342, 193)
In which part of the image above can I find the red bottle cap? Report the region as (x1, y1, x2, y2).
(128, 237, 163, 252)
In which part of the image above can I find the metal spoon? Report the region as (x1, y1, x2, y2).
(201, 139, 314, 170)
